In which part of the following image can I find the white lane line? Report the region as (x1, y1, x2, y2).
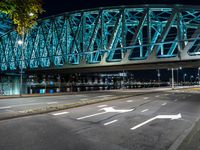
(98, 105, 107, 108)
(141, 109, 149, 113)
(164, 94, 169, 96)
(77, 112, 107, 120)
(104, 120, 118, 126)
(155, 95, 160, 98)
(47, 102, 58, 105)
(126, 100, 133, 103)
(52, 112, 69, 116)
(144, 97, 149, 100)
(174, 99, 178, 102)
(162, 103, 167, 106)
(0, 106, 12, 109)
(80, 98, 88, 101)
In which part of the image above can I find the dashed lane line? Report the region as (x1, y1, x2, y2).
(126, 100, 133, 103)
(104, 120, 118, 126)
(98, 105, 108, 108)
(144, 97, 149, 100)
(162, 103, 167, 106)
(47, 102, 58, 105)
(52, 112, 69, 116)
(0, 106, 12, 110)
(141, 109, 149, 113)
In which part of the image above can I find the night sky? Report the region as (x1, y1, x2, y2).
(42, 0, 200, 17)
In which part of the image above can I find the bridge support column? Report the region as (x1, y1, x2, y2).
(171, 68, 175, 90)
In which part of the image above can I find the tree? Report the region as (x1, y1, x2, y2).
(0, 0, 44, 96)
(0, 0, 44, 35)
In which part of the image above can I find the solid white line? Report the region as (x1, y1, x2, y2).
(47, 102, 58, 105)
(0, 106, 12, 109)
(126, 100, 133, 103)
(52, 112, 69, 116)
(141, 109, 149, 113)
(98, 105, 107, 108)
(144, 97, 149, 100)
(162, 103, 167, 106)
(77, 112, 107, 120)
(104, 120, 118, 126)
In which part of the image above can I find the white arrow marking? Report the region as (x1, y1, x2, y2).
(130, 113, 181, 130)
(77, 107, 134, 120)
(99, 107, 134, 113)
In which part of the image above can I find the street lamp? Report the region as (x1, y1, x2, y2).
(183, 74, 187, 83)
(29, 12, 34, 17)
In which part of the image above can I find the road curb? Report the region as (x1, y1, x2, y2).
(0, 94, 132, 121)
(0, 89, 172, 121)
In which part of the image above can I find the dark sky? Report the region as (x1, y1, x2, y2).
(42, 0, 200, 17)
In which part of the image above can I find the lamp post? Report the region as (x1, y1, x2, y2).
(198, 67, 200, 85)
(157, 69, 160, 87)
(18, 39, 24, 96)
(183, 74, 187, 84)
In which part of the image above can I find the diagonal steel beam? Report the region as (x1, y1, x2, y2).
(129, 9, 148, 46)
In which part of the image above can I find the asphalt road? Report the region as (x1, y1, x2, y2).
(0, 89, 200, 150)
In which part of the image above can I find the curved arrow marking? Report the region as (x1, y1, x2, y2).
(131, 113, 182, 130)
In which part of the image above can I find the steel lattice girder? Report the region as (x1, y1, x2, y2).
(1, 5, 200, 71)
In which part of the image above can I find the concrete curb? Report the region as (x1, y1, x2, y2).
(0, 94, 133, 121)
(0, 90, 169, 121)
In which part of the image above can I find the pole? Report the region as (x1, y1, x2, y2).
(198, 68, 200, 85)
(20, 26, 25, 97)
(177, 69, 178, 86)
(172, 68, 174, 90)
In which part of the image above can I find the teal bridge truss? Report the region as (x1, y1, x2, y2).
(1, 5, 200, 72)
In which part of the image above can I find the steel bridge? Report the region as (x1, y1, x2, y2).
(1, 5, 200, 73)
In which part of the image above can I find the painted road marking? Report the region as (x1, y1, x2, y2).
(126, 100, 133, 103)
(162, 103, 167, 106)
(144, 97, 149, 100)
(141, 109, 149, 113)
(131, 113, 182, 130)
(174, 99, 178, 102)
(0, 106, 12, 109)
(100, 107, 134, 113)
(155, 95, 160, 98)
(98, 105, 107, 108)
(164, 94, 169, 96)
(47, 102, 58, 105)
(52, 112, 69, 116)
(77, 112, 107, 120)
(104, 120, 118, 126)
(77, 107, 134, 120)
